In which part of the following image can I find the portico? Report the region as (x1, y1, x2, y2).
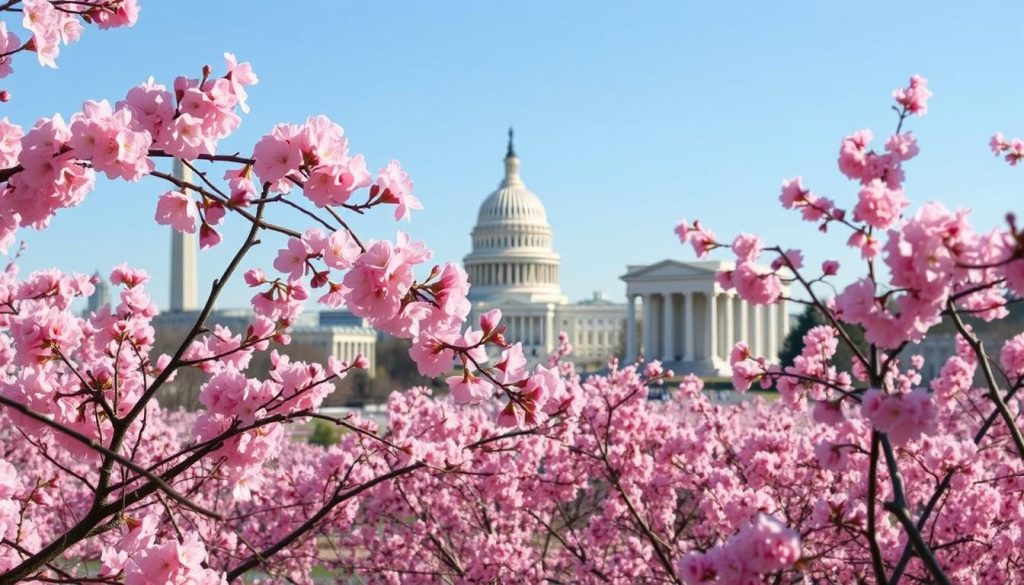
(622, 260, 788, 376)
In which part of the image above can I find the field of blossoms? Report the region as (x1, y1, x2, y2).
(1, 2, 1023, 584)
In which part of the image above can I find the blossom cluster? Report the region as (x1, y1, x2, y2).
(0, 52, 257, 253)
(0, 1, 138, 83)
(679, 513, 801, 584)
(2, 4, 1024, 583)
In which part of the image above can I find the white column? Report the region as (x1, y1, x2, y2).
(706, 290, 718, 362)
(662, 293, 675, 362)
(642, 294, 653, 359)
(724, 293, 734, 358)
(544, 310, 554, 353)
(683, 292, 694, 361)
(527, 316, 533, 347)
(777, 298, 789, 350)
(737, 297, 748, 347)
(766, 303, 778, 362)
(750, 305, 763, 356)
(626, 295, 637, 360)
(170, 159, 198, 311)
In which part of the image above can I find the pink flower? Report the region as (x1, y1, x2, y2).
(86, 0, 139, 29)
(154, 191, 198, 234)
(677, 373, 704, 398)
(731, 233, 763, 263)
(846, 230, 881, 259)
(342, 239, 416, 327)
(999, 333, 1024, 379)
(740, 513, 802, 573)
(118, 77, 174, 144)
(376, 160, 421, 221)
(199, 223, 221, 249)
(732, 263, 782, 305)
(674, 219, 690, 243)
(253, 127, 302, 187)
(893, 74, 932, 116)
(409, 329, 459, 378)
(779, 176, 811, 208)
(479, 308, 502, 338)
(446, 371, 493, 405)
(772, 248, 803, 271)
(304, 156, 371, 208)
(1006, 139, 1024, 166)
(990, 132, 1008, 156)
(862, 388, 936, 445)
(731, 358, 762, 392)
(821, 260, 839, 276)
(22, 0, 61, 68)
(243, 269, 265, 287)
(834, 278, 878, 323)
(0, 23, 20, 79)
(688, 220, 717, 258)
(0, 117, 24, 167)
(223, 52, 258, 114)
(885, 132, 919, 162)
(715, 269, 734, 290)
(324, 229, 361, 270)
(837, 130, 872, 180)
(780, 177, 833, 222)
(353, 354, 370, 370)
(853, 179, 908, 229)
(812, 400, 845, 425)
(494, 343, 527, 385)
(273, 237, 312, 282)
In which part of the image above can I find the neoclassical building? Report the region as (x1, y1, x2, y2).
(622, 260, 789, 376)
(464, 132, 628, 369)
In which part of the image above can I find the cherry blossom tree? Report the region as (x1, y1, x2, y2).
(0, 3, 1023, 584)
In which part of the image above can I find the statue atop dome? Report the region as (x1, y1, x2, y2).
(506, 127, 516, 158)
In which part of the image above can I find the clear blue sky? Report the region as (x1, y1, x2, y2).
(6, 1, 1024, 310)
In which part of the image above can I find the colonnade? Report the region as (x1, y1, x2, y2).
(467, 262, 558, 287)
(625, 288, 788, 365)
(334, 339, 376, 372)
(503, 315, 552, 348)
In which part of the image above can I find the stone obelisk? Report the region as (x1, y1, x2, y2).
(169, 159, 198, 311)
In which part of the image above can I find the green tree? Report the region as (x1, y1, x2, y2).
(779, 305, 825, 367)
(307, 419, 341, 447)
(779, 305, 867, 376)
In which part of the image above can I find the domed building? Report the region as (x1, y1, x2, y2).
(464, 131, 629, 368)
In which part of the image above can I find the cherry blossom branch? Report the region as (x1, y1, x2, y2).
(878, 435, 950, 585)
(948, 303, 1024, 459)
(0, 394, 223, 516)
(865, 432, 888, 584)
(225, 462, 426, 580)
(768, 246, 871, 369)
(150, 169, 301, 239)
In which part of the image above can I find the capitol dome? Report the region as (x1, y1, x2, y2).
(464, 130, 566, 305)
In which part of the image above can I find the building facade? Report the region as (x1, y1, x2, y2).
(152, 309, 378, 377)
(622, 260, 789, 376)
(464, 132, 628, 370)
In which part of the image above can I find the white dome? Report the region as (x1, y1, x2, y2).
(463, 132, 566, 305)
(476, 157, 549, 226)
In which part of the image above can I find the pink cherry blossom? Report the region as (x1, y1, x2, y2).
(154, 190, 197, 233)
(853, 179, 908, 229)
(375, 160, 421, 221)
(893, 74, 932, 116)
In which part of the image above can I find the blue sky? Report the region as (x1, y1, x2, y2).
(5, 1, 1024, 310)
